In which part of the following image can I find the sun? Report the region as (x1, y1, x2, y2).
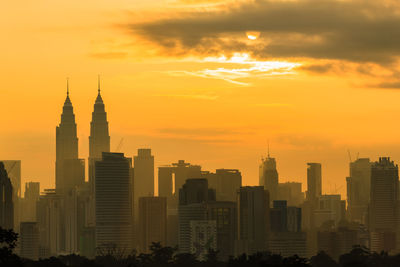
(246, 31, 260, 40)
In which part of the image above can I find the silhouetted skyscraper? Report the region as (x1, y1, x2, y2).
(1, 160, 21, 231)
(259, 155, 279, 202)
(134, 149, 154, 221)
(369, 157, 399, 232)
(89, 79, 110, 188)
(0, 162, 13, 229)
(306, 163, 322, 202)
(95, 152, 133, 254)
(21, 182, 40, 222)
(138, 196, 167, 253)
(236, 186, 269, 255)
(20, 222, 39, 260)
(56, 84, 79, 193)
(205, 169, 242, 202)
(346, 158, 371, 223)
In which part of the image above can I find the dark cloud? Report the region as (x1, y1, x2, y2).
(129, 0, 400, 64)
(299, 63, 334, 74)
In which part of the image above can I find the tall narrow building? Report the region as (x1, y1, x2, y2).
(134, 149, 154, 221)
(56, 83, 79, 193)
(259, 153, 279, 202)
(89, 78, 110, 188)
(0, 162, 14, 229)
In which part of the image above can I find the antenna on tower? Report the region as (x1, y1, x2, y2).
(66, 77, 69, 96)
(347, 149, 352, 162)
(267, 139, 270, 158)
(98, 75, 101, 94)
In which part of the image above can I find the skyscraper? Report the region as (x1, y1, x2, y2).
(1, 160, 21, 231)
(20, 222, 39, 260)
(21, 182, 40, 222)
(346, 158, 371, 223)
(306, 163, 322, 202)
(369, 157, 399, 232)
(0, 162, 14, 229)
(89, 78, 110, 189)
(236, 186, 269, 255)
(55, 83, 79, 193)
(138, 196, 167, 253)
(259, 155, 279, 202)
(134, 149, 154, 221)
(95, 153, 133, 254)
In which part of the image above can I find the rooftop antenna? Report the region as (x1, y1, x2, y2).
(267, 139, 270, 158)
(347, 149, 352, 163)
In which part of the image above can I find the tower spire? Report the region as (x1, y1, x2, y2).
(267, 139, 270, 158)
(67, 77, 69, 96)
(98, 75, 101, 95)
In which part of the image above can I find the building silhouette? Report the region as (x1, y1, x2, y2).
(134, 149, 154, 223)
(259, 155, 279, 202)
(346, 158, 371, 224)
(1, 160, 21, 231)
(369, 157, 399, 252)
(55, 85, 79, 194)
(204, 169, 242, 202)
(236, 186, 269, 255)
(0, 162, 14, 229)
(138, 196, 167, 253)
(21, 182, 40, 223)
(306, 163, 322, 202)
(190, 220, 217, 260)
(88, 78, 110, 189)
(20, 222, 39, 260)
(95, 152, 133, 254)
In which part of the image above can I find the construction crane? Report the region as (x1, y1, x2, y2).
(115, 138, 124, 152)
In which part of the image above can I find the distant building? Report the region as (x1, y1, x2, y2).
(207, 201, 237, 260)
(1, 160, 21, 231)
(95, 153, 133, 254)
(36, 189, 63, 257)
(22, 182, 40, 222)
(314, 195, 346, 228)
(190, 220, 217, 261)
(317, 228, 360, 260)
(204, 169, 242, 202)
(277, 182, 304, 206)
(138, 196, 167, 253)
(268, 232, 307, 258)
(20, 222, 39, 260)
(134, 149, 155, 221)
(0, 162, 14, 230)
(178, 179, 215, 253)
(346, 158, 371, 223)
(236, 186, 269, 255)
(307, 163, 322, 202)
(259, 156, 279, 202)
(270, 200, 288, 232)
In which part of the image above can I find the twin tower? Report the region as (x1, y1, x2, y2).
(55, 79, 110, 193)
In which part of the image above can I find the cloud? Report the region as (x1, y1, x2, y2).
(129, 0, 400, 65)
(89, 52, 128, 59)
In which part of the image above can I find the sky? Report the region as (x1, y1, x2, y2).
(2, 0, 400, 197)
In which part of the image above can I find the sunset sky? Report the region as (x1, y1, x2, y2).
(2, 0, 400, 197)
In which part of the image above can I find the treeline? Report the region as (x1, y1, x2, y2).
(2, 229, 400, 267)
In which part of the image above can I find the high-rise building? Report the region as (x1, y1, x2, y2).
(204, 169, 242, 202)
(317, 228, 359, 260)
(95, 153, 133, 254)
(178, 179, 216, 253)
(190, 220, 217, 260)
(134, 149, 154, 221)
(20, 222, 39, 260)
(36, 189, 63, 257)
(138, 196, 167, 253)
(270, 200, 288, 232)
(307, 163, 322, 202)
(0, 162, 14, 229)
(259, 155, 279, 202)
(21, 182, 40, 222)
(314, 194, 346, 228)
(369, 157, 399, 252)
(1, 160, 22, 231)
(236, 186, 269, 255)
(55, 85, 79, 194)
(88, 79, 110, 189)
(268, 232, 307, 258)
(346, 158, 371, 223)
(207, 201, 237, 260)
(277, 182, 304, 206)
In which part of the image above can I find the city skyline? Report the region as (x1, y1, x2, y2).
(5, 1, 400, 197)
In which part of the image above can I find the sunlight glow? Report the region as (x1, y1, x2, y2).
(246, 31, 260, 40)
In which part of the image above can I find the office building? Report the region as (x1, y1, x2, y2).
(236, 186, 269, 255)
(20, 222, 39, 260)
(307, 163, 322, 202)
(346, 158, 371, 223)
(277, 182, 304, 206)
(21, 182, 40, 222)
(190, 220, 217, 261)
(0, 162, 14, 230)
(134, 149, 154, 221)
(138, 196, 167, 253)
(259, 155, 279, 202)
(95, 153, 133, 254)
(204, 169, 242, 202)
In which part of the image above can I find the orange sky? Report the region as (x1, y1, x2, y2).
(2, 0, 400, 197)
